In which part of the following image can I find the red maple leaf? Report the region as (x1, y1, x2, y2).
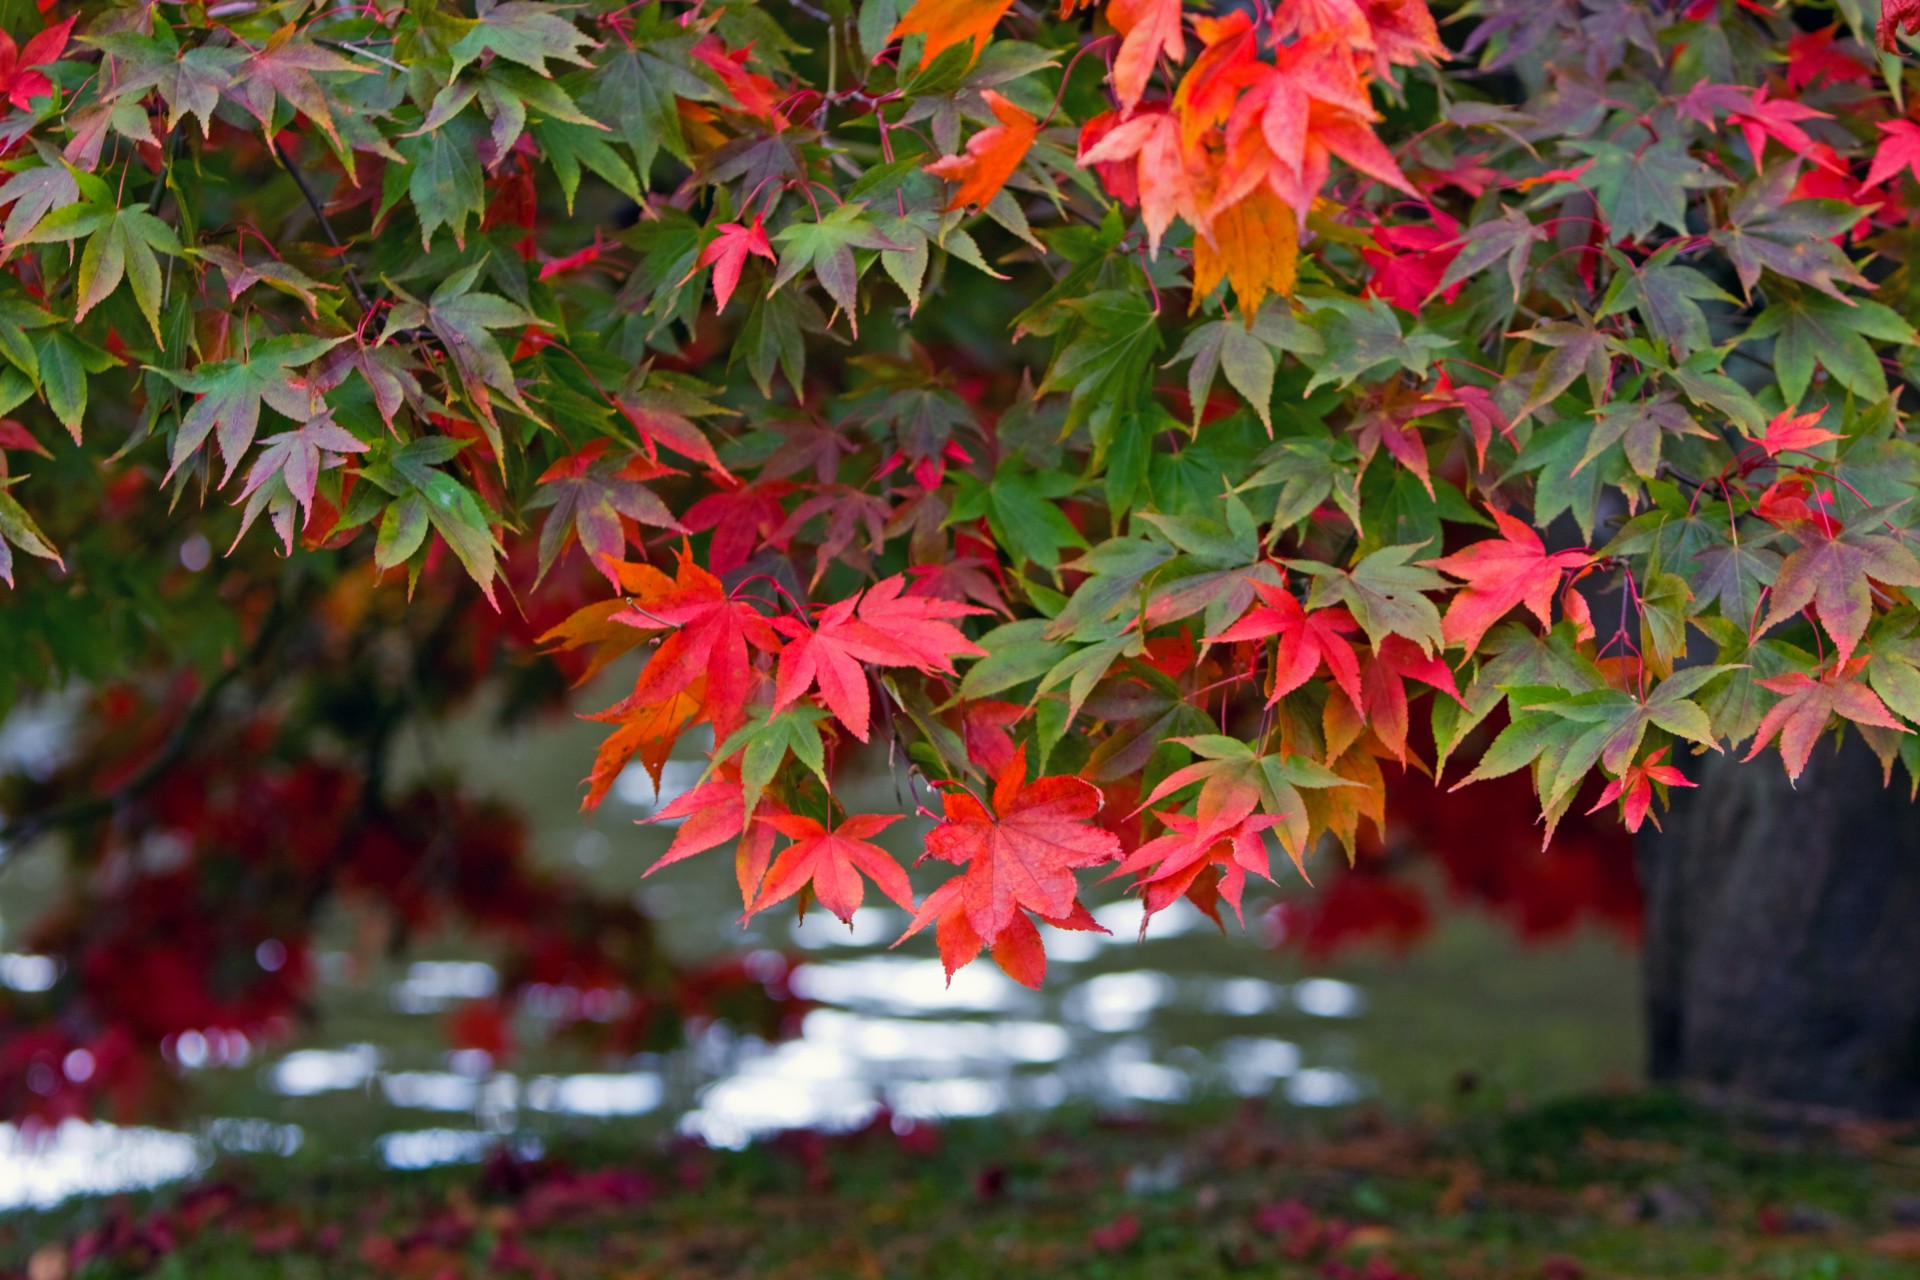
(1211, 579, 1363, 711)
(1787, 26, 1873, 90)
(1587, 746, 1694, 832)
(0, 17, 72, 113)
(1108, 809, 1278, 929)
(1425, 507, 1594, 653)
(1759, 408, 1843, 459)
(748, 813, 914, 923)
(1362, 635, 1466, 762)
(1744, 660, 1907, 781)
(925, 90, 1040, 211)
(688, 217, 777, 313)
(1867, 119, 1920, 189)
(772, 576, 985, 741)
(605, 546, 780, 739)
(1881, 0, 1920, 51)
(894, 876, 1106, 988)
(1727, 86, 1838, 172)
(922, 745, 1121, 942)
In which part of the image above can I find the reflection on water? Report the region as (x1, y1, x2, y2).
(0, 698, 1642, 1211)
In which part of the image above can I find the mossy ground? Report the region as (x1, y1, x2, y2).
(6, 1091, 1920, 1279)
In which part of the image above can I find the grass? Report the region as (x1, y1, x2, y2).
(7, 1091, 1920, 1279)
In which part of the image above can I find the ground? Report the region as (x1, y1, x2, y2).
(6, 1092, 1920, 1279)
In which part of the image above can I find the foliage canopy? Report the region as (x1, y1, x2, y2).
(6, 0, 1920, 1103)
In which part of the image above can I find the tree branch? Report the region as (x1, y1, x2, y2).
(0, 601, 288, 862)
(273, 139, 375, 316)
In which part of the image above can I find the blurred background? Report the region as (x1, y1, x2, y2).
(0, 629, 1643, 1212)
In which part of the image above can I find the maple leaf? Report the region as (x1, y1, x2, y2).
(159, 335, 346, 482)
(923, 744, 1121, 941)
(1788, 26, 1873, 90)
(0, 478, 61, 587)
(687, 216, 776, 313)
(1727, 86, 1835, 173)
(749, 813, 914, 923)
(889, 0, 1014, 67)
(1360, 635, 1465, 762)
(772, 576, 986, 741)
(1757, 517, 1920, 664)
(581, 681, 705, 810)
(1077, 107, 1212, 255)
(1881, 0, 1920, 51)
(1587, 746, 1694, 833)
(1213, 578, 1364, 711)
(604, 545, 781, 739)
(1108, 809, 1277, 929)
(233, 412, 369, 552)
(1193, 188, 1300, 320)
(1744, 661, 1907, 781)
(1758, 408, 1842, 459)
(1108, 0, 1186, 112)
(894, 875, 1107, 988)
(1867, 119, 1920, 189)
(529, 442, 680, 583)
(926, 91, 1039, 211)
(1426, 507, 1594, 653)
(0, 17, 72, 112)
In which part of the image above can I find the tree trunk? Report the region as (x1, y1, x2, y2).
(1637, 734, 1920, 1118)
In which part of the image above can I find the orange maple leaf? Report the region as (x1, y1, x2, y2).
(926, 91, 1040, 210)
(1193, 187, 1300, 319)
(889, 0, 1014, 68)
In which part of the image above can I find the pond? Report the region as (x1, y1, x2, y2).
(0, 687, 1643, 1210)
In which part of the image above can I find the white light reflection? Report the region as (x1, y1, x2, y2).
(892, 1077, 1003, 1119)
(1285, 1067, 1366, 1107)
(790, 907, 897, 949)
(1067, 971, 1175, 1033)
(1220, 1037, 1301, 1095)
(0, 1121, 203, 1210)
(524, 1073, 663, 1117)
(612, 758, 706, 812)
(390, 960, 498, 1014)
(0, 953, 58, 992)
(378, 1129, 541, 1170)
(1292, 978, 1366, 1018)
(1208, 977, 1282, 1016)
(679, 1040, 878, 1150)
(381, 1072, 479, 1112)
(268, 1044, 380, 1096)
(789, 957, 1030, 1013)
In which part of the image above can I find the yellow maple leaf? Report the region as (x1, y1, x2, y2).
(1192, 187, 1299, 321)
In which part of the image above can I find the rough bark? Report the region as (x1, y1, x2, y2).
(1637, 734, 1920, 1118)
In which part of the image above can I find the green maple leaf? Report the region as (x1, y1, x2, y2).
(1712, 167, 1872, 301)
(1170, 308, 1320, 433)
(382, 262, 547, 453)
(1293, 544, 1449, 653)
(392, 114, 486, 249)
(1576, 394, 1711, 480)
(1597, 244, 1735, 361)
(12, 170, 182, 342)
(449, 1, 597, 80)
(588, 35, 726, 181)
(1437, 205, 1544, 303)
(1743, 293, 1915, 406)
(0, 476, 61, 587)
(156, 334, 347, 480)
(1562, 132, 1727, 242)
(770, 202, 900, 329)
(351, 436, 505, 605)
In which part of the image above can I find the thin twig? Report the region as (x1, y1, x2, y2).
(273, 139, 374, 315)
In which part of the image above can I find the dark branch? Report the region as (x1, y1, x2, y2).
(273, 139, 375, 316)
(0, 601, 288, 862)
